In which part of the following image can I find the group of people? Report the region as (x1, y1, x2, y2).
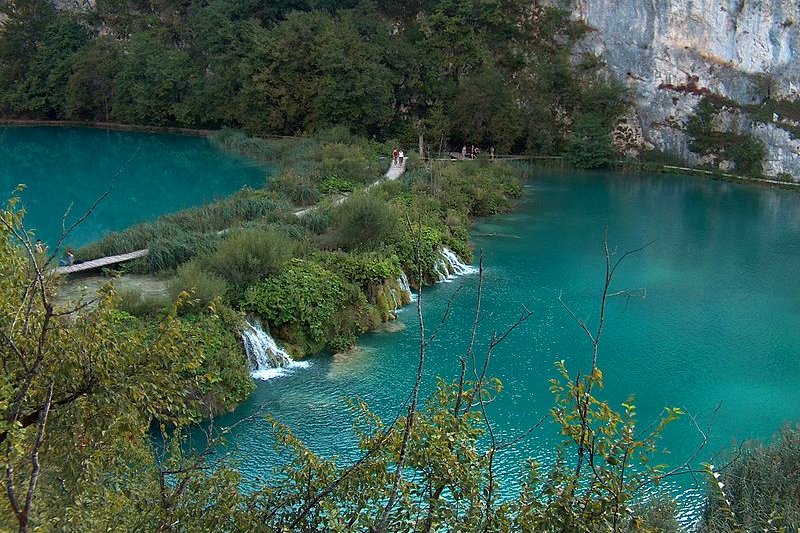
(461, 144, 495, 160)
(391, 147, 405, 166)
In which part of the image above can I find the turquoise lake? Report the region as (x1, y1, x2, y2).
(3, 128, 797, 519)
(0, 127, 269, 247)
(210, 170, 800, 520)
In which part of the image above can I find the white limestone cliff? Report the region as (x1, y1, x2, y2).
(572, 0, 800, 179)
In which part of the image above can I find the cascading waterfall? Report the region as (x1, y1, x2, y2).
(432, 258, 449, 282)
(242, 319, 309, 380)
(437, 247, 478, 281)
(397, 272, 417, 303)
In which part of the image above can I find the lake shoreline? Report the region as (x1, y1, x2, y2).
(0, 119, 304, 141)
(0, 118, 212, 137)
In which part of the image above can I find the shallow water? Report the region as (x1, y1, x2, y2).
(0, 126, 269, 247)
(209, 170, 800, 520)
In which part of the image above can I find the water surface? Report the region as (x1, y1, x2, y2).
(212, 170, 800, 519)
(0, 126, 269, 247)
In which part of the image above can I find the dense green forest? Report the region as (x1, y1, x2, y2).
(0, 0, 627, 159)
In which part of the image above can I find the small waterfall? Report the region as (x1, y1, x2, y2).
(397, 272, 417, 302)
(433, 257, 449, 282)
(242, 319, 309, 380)
(437, 247, 478, 282)
(389, 288, 399, 311)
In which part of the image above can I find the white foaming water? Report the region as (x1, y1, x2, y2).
(433, 258, 449, 282)
(242, 319, 309, 381)
(397, 272, 417, 303)
(437, 247, 478, 281)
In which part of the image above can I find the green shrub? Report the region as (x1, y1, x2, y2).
(161, 193, 288, 233)
(249, 220, 309, 241)
(147, 232, 219, 273)
(197, 228, 296, 300)
(687, 96, 767, 177)
(327, 192, 402, 251)
(300, 209, 332, 235)
(210, 128, 277, 161)
(114, 288, 170, 317)
(319, 175, 356, 194)
(177, 314, 254, 415)
(76, 193, 290, 262)
(243, 258, 364, 353)
(271, 169, 320, 206)
(395, 224, 446, 284)
(626, 496, 680, 532)
(314, 126, 356, 145)
(746, 98, 800, 139)
(168, 262, 229, 312)
(319, 143, 384, 184)
(316, 251, 401, 288)
(77, 220, 186, 260)
(427, 161, 522, 217)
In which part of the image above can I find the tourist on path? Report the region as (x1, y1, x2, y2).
(392, 147, 398, 166)
(59, 250, 74, 267)
(398, 150, 404, 166)
(461, 145, 467, 159)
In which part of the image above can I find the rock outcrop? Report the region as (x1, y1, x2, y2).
(572, 0, 800, 179)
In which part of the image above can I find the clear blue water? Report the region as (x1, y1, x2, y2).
(210, 170, 800, 519)
(0, 127, 269, 247)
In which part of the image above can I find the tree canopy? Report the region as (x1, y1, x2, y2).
(0, 0, 628, 154)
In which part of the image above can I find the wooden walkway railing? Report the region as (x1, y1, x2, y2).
(54, 249, 149, 275)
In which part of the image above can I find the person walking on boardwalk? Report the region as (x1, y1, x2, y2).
(398, 150, 404, 166)
(392, 147, 398, 166)
(461, 145, 467, 159)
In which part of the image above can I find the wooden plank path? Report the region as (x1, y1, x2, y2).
(295, 159, 406, 218)
(384, 159, 406, 181)
(57, 160, 409, 271)
(54, 249, 149, 275)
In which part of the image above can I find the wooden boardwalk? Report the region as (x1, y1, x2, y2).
(58, 159, 411, 271)
(54, 249, 149, 275)
(295, 159, 406, 218)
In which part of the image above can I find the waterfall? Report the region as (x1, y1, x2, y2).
(397, 272, 417, 302)
(242, 319, 309, 380)
(437, 247, 478, 281)
(433, 257, 449, 282)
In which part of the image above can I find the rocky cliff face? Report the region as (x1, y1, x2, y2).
(572, 0, 800, 179)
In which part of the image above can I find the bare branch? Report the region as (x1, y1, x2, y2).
(48, 146, 140, 264)
(425, 283, 465, 346)
(558, 291, 596, 344)
(23, 382, 53, 528)
(494, 412, 549, 452)
(375, 212, 428, 531)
